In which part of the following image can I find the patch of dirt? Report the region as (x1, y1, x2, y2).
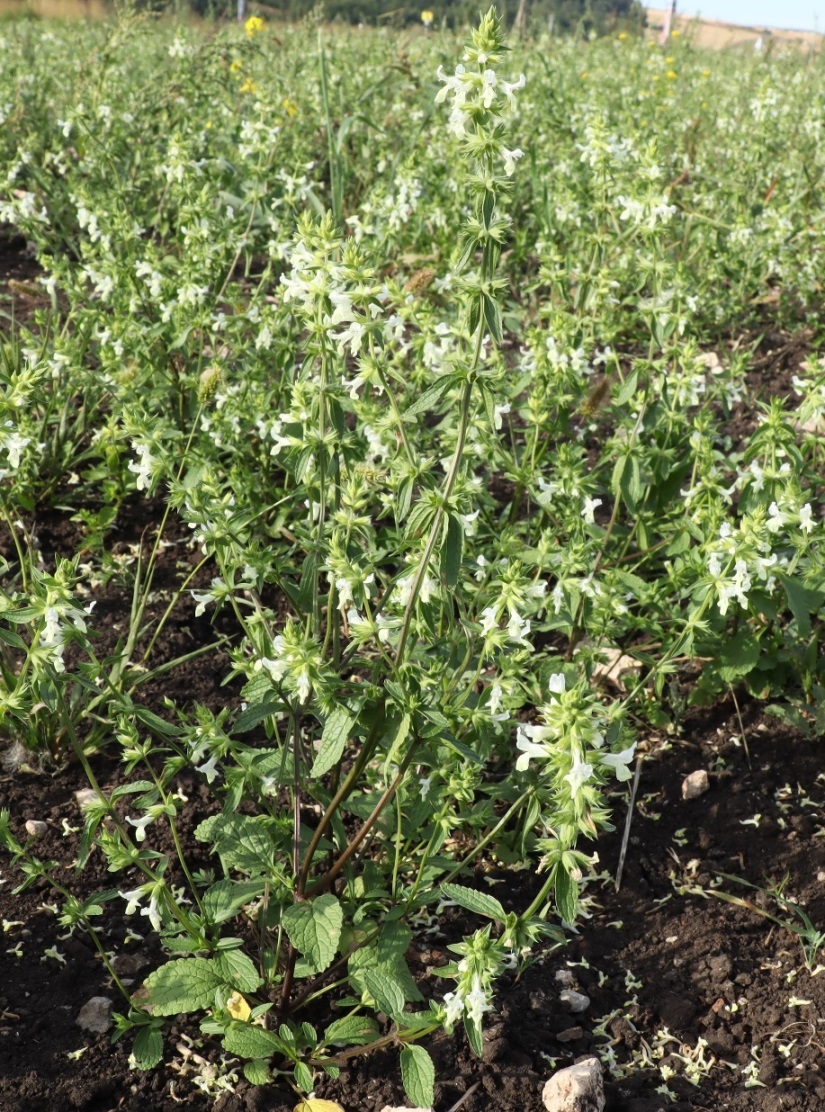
(2, 675, 825, 1111)
(0, 229, 45, 328)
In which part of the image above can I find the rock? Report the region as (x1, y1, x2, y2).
(24, 820, 47, 838)
(554, 969, 576, 989)
(556, 1026, 585, 1043)
(76, 996, 113, 1034)
(681, 770, 709, 800)
(559, 990, 590, 1014)
(543, 1057, 605, 1112)
(111, 952, 150, 977)
(379, 1107, 433, 1112)
(74, 788, 98, 811)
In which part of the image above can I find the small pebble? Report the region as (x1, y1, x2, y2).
(24, 820, 47, 838)
(682, 770, 710, 800)
(559, 989, 590, 1014)
(75, 996, 113, 1034)
(543, 1057, 605, 1112)
(74, 788, 98, 810)
(554, 969, 576, 988)
(556, 1025, 585, 1043)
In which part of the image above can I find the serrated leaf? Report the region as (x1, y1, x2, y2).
(222, 1022, 287, 1059)
(779, 574, 825, 637)
(361, 968, 406, 1017)
(324, 1015, 380, 1046)
(131, 1026, 163, 1070)
(440, 883, 506, 923)
(311, 708, 353, 778)
(202, 879, 266, 925)
(282, 895, 342, 975)
(400, 1044, 435, 1108)
(716, 633, 760, 682)
(243, 1058, 271, 1085)
(140, 958, 222, 1016)
(193, 814, 275, 877)
(213, 949, 263, 994)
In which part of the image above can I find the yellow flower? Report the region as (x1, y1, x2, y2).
(701, 68, 711, 77)
(618, 31, 627, 40)
(672, 28, 681, 37)
(244, 14, 264, 37)
(666, 69, 677, 79)
(229, 58, 243, 74)
(421, 9, 434, 24)
(240, 77, 257, 94)
(282, 97, 297, 117)
(665, 55, 674, 63)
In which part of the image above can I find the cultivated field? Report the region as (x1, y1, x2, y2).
(1, 11, 824, 1111)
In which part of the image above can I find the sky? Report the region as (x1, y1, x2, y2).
(670, 0, 824, 31)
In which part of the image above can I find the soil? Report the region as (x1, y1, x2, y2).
(2, 237, 825, 1112)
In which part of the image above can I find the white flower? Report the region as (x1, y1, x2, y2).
(600, 744, 637, 782)
(493, 402, 511, 429)
(500, 73, 526, 104)
(196, 754, 220, 783)
(548, 673, 566, 696)
(502, 147, 523, 176)
(442, 990, 465, 1027)
(515, 723, 550, 771)
(488, 684, 504, 715)
(128, 442, 155, 492)
(480, 605, 499, 635)
(799, 503, 814, 534)
(465, 981, 492, 1025)
(767, 501, 788, 533)
(581, 497, 603, 524)
(564, 756, 594, 795)
(507, 609, 531, 645)
(125, 814, 154, 842)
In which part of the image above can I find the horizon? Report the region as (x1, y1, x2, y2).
(650, 1, 824, 33)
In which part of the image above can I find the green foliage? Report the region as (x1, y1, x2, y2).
(0, 4, 823, 1107)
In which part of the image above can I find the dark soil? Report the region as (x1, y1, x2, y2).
(3, 694, 825, 1112)
(3, 237, 825, 1111)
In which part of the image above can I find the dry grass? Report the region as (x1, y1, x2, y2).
(646, 6, 823, 51)
(0, 0, 108, 18)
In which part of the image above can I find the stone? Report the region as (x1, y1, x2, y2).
(73, 788, 98, 811)
(75, 996, 113, 1034)
(556, 1026, 585, 1043)
(559, 989, 590, 1014)
(554, 968, 576, 989)
(24, 820, 47, 838)
(681, 770, 710, 800)
(379, 1107, 433, 1112)
(543, 1058, 605, 1112)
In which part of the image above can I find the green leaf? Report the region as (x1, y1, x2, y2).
(133, 706, 179, 737)
(194, 814, 275, 877)
(555, 867, 578, 923)
(202, 880, 266, 926)
(294, 1060, 314, 1092)
(482, 293, 503, 344)
(213, 949, 263, 994)
(400, 1045, 435, 1108)
(282, 895, 342, 975)
(383, 713, 411, 778)
(0, 626, 25, 649)
(716, 633, 760, 682)
(779, 574, 825, 637)
(140, 958, 222, 1016)
(222, 1022, 287, 1060)
(361, 968, 406, 1018)
(403, 377, 453, 420)
(440, 883, 506, 923)
(349, 922, 423, 1003)
(243, 1059, 271, 1085)
(465, 1013, 483, 1057)
(324, 1015, 380, 1047)
(615, 369, 639, 405)
(310, 708, 353, 778)
(442, 513, 463, 589)
(131, 1026, 163, 1070)
(232, 700, 281, 735)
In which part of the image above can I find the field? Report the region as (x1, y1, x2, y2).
(1, 10, 825, 1112)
